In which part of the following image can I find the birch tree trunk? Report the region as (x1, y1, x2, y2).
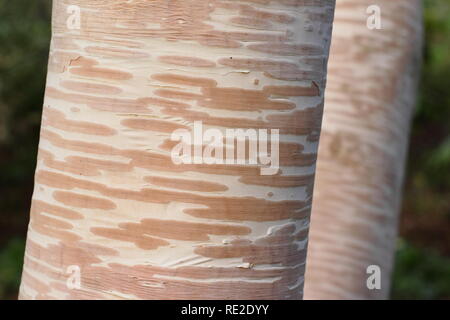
(19, 0, 336, 300)
(304, 0, 423, 300)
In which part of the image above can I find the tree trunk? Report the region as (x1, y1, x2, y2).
(304, 0, 423, 300)
(20, 0, 336, 300)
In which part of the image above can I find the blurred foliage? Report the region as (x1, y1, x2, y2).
(392, 241, 450, 300)
(0, 0, 449, 300)
(398, 0, 450, 254)
(393, 0, 450, 300)
(0, 238, 25, 299)
(0, 0, 50, 186)
(0, 0, 51, 299)
(413, 0, 450, 190)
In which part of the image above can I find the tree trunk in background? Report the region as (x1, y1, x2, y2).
(19, 0, 335, 300)
(304, 0, 423, 299)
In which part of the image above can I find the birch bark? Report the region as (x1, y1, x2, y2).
(20, 0, 336, 300)
(305, 0, 423, 300)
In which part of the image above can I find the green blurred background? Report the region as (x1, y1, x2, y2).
(0, 0, 449, 300)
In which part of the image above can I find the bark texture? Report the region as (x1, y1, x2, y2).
(304, 0, 423, 300)
(20, 0, 335, 300)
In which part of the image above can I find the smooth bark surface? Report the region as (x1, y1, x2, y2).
(304, 0, 423, 299)
(20, 0, 335, 299)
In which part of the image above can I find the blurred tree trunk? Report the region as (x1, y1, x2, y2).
(19, 0, 336, 300)
(305, 0, 423, 299)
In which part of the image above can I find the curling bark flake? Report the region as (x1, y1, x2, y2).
(304, 0, 423, 299)
(20, 0, 336, 300)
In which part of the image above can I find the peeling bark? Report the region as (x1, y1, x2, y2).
(20, 0, 336, 300)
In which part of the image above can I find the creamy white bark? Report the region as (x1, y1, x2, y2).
(20, 0, 336, 300)
(305, 0, 423, 300)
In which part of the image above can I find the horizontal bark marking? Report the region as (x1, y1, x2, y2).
(91, 227, 170, 250)
(31, 199, 84, 220)
(247, 43, 324, 56)
(38, 149, 132, 177)
(218, 57, 323, 81)
(195, 243, 306, 266)
(144, 176, 229, 192)
(69, 66, 133, 81)
(158, 55, 216, 68)
(60, 80, 122, 95)
(53, 191, 117, 210)
(102, 218, 252, 242)
(84, 46, 150, 59)
(46, 87, 152, 113)
(239, 174, 314, 189)
(263, 83, 320, 97)
(151, 73, 217, 88)
(37, 170, 310, 222)
(42, 107, 116, 136)
(121, 118, 189, 133)
(30, 223, 82, 242)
